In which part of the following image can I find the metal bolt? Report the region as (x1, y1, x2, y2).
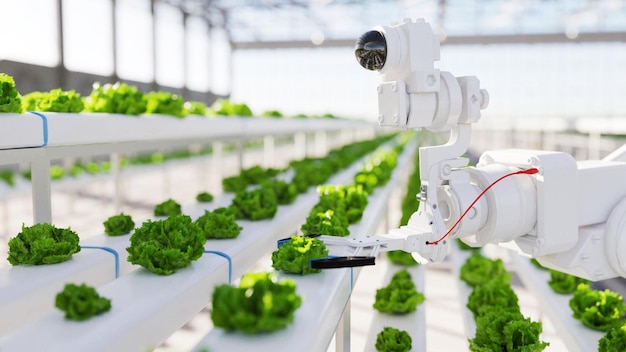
(427, 75, 436, 86)
(471, 94, 478, 104)
(580, 253, 589, 262)
(377, 85, 383, 93)
(442, 164, 451, 175)
(393, 114, 398, 123)
(391, 83, 397, 92)
(378, 115, 384, 123)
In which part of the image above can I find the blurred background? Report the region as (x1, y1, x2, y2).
(0, 0, 625, 122)
(1, 2, 625, 350)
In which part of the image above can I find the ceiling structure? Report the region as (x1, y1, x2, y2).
(161, 0, 626, 48)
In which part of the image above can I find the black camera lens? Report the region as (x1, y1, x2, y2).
(355, 30, 387, 71)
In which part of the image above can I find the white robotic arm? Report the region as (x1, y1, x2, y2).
(347, 18, 626, 281)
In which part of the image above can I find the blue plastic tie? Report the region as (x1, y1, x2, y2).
(28, 111, 48, 147)
(204, 250, 233, 283)
(81, 245, 120, 278)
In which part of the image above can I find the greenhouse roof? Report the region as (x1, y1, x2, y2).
(162, 0, 626, 47)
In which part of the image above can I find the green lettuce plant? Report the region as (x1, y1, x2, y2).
(154, 198, 182, 217)
(263, 179, 298, 205)
(300, 209, 349, 237)
(21, 91, 44, 111)
(290, 162, 328, 193)
(22, 88, 84, 112)
(375, 327, 412, 352)
(0, 169, 15, 187)
(569, 283, 626, 331)
(240, 165, 280, 185)
(103, 213, 135, 236)
(460, 253, 511, 287)
(222, 175, 249, 193)
(230, 187, 278, 220)
(373, 269, 424, 314)
(55, 283, 111, 321)
(598, 324, 626, 352)
(386, 250, 418, 266)
(195, 209, 242, 239)
(221, 164, 280, 193)
(76, 161, 103, 175)
(184, 101, 207, 115)
(0, 73, 23, 113)
(399, 142, 420, 226)
(7, 223, 81, 265)
(84, 82, 147, 115)
(262, 110, 283, 117)
(548, 270, 588, 294)
(466, 278, 520, 318)
(208, 99, 253, 117)
(196, 191, 214, 202)
(145, 91, 186, 118)
(271, 235, 329, 275)
(211, 272, 302, 334)
(469, 307, 549, 351)
(126, 215, 205, 275)
(354, 148, 399, 193)
(316, 184, 368, 224)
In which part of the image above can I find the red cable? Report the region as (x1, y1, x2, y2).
(425, 167, 539, 245)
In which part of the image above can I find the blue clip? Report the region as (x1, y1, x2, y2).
(81, 246, 120, 278)
(27, 111, 49, 147)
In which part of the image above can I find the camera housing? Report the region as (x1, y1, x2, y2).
(355, 30, 387, 71)
(355, 18, 488, 132)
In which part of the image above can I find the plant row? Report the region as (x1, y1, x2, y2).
(0, 146, 212, 188)
(0, 72, 338, 119)
(530, 259, 626, 351)
(372, 269, 424, 352)
(0, 134, 293, 188)
(4, 134, 396, 331)
(459, 252, 550, 351)
(385, 139, 421, 267)
(8, 133, 394, 265)
(272, 135, 408, 274)
(459, 238, 626, 350)
(211, 135, 412, 338)
(371, 140, 422, 352)
(272, 135, 426, 352)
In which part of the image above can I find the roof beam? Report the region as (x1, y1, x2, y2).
(231, 31, 626, 50)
